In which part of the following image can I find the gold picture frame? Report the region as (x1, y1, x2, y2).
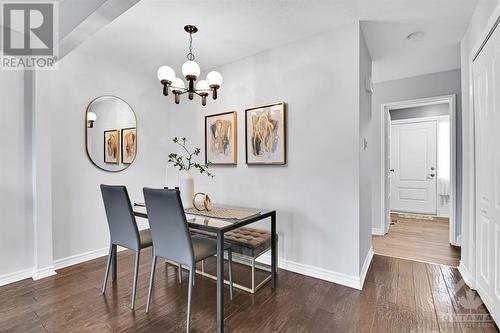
(245, 102, 286, 165)
(205, 111, 238, 165)
(104, 129, 120, 164)
(121, 127, 137, 164)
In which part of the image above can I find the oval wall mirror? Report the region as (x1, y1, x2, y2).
(85, 96, 137, 172)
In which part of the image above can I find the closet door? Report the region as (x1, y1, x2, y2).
(472, 21, 500, 322)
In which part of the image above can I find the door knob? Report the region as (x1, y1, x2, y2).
(430, 173, 435, 177)
(390, 169, 395, 172)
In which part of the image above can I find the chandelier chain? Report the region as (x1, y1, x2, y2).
(187, 32, 195, 61)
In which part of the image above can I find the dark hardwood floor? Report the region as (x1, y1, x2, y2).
(0, 249, 498, 332)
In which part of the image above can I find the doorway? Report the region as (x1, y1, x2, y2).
(373, 95, 459, 266)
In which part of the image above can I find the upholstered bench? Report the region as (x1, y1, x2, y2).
(191, 227, 275, 293)
(224, 227, 272, 257)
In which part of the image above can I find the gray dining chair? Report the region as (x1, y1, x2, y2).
(100, 184, 153, 310)
(143, 188, 233, 332)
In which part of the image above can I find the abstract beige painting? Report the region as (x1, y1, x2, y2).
(121, 127, 137, 164)
(205, 111, 237, 165)
(104, 129, 120, 164)
(245, 102, 286, 165)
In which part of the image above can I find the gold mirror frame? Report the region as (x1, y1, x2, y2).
(85, 95, 137, 172)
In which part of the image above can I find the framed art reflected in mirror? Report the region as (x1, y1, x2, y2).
(121, 127, 137, 164)
(104, 129, 120, 164)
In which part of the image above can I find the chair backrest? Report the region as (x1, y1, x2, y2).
(100, 184, 140, 251)
(143, 187, 194, 266)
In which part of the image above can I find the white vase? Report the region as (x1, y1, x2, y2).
(179, 171, 194, 209)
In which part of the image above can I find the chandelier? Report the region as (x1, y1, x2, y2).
(157, 25, 222, 106)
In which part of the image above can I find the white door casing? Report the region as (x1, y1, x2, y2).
(472, 20, 500, 321)
(390, 120, 437, 215)
(384, 109, 391, 233)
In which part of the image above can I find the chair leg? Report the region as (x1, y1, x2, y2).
(112, 244, 117, 281)
(130, 251, 140, 310)
(228, 249, 233, 300)
(178, 264, 182, 284)
(186, 268, 194, 333)
(102, 244, 113, 294)
(201, 260, 205, 272)
(146, 255, 157, 313)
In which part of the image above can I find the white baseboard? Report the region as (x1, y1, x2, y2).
(0, 268, 34, 286)
(32, 266, 57, 280)
(53, 246, 128, 270)
(372, 227, 385, 235)
(257, 248, 373, 290)
(359, 247, 374, 288)
(53, 247, 109, 270)
(1, 246, 373, 292)
(0, 246, 126, 287)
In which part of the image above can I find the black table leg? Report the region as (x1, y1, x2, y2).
(112, 244, 117, 281)
(216, 231, 225, 333)
(271, 212, 277, 288)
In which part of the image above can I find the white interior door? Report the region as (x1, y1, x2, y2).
(472, 20, 500, 321)
(390, 121, 437, 215)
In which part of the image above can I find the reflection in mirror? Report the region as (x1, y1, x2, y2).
(85, 96, 137, 172)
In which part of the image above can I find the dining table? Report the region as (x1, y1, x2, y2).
(133, 204, 277, 333)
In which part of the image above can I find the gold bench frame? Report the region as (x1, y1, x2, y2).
(196, 252, 272, 294)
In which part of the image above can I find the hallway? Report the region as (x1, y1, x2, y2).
(373, 213, 461, 266)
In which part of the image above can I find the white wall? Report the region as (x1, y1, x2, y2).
(0, 70, 34, 281)
(30, 22, 372, 288)
(358, 28, 373, 272)
(371, 70, 462, 235)
(37, 51, 169, 261)
(164, 24, 367, 280)
(459, 0, 499, 278)
(389, 103, 449, 120)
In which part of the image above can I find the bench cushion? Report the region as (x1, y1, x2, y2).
(190, 227, 274, 257)
(224, 228, 272, 257)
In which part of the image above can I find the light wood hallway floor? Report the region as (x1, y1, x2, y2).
(373, 213, 461, 267)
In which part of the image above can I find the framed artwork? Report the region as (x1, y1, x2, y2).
(121, 127, 137, 164)
(104, 129, 120, 164)
(205, 111, 237, 165)
(245, 102, 286, 165)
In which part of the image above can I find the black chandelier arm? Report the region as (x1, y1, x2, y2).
(165, 89, 209, 106)
(168, 89, 210, 97)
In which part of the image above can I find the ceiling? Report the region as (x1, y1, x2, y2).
(74, 0, 478, 83)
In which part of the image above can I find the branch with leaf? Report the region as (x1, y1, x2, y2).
(168, 137, 215, 178)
